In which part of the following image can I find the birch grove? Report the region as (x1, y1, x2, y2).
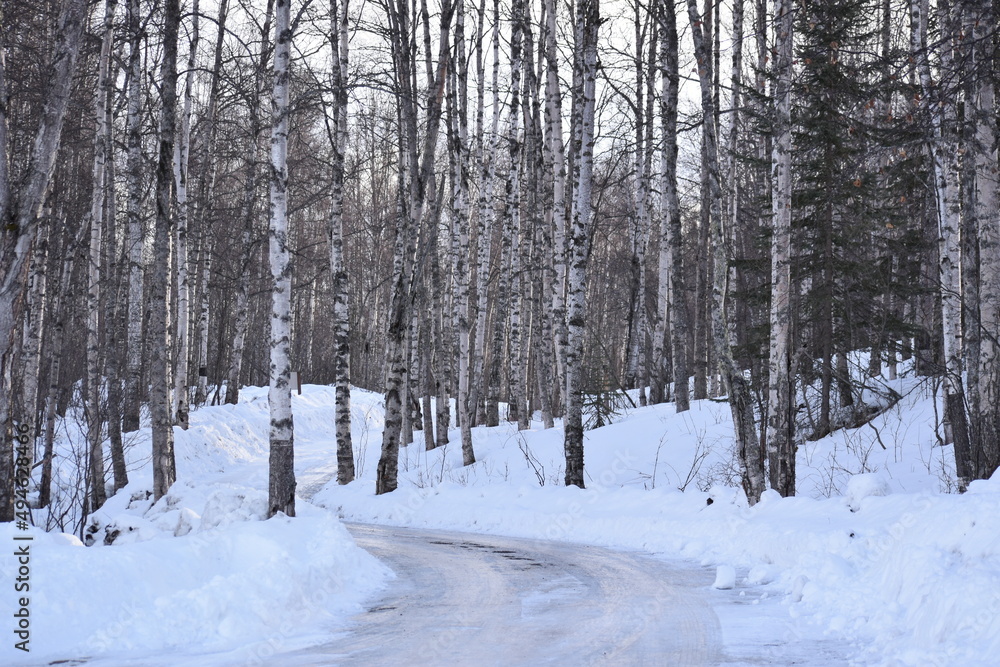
(0, 0, 997, 526)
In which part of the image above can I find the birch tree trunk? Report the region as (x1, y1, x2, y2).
(329, 0, 355, 484)
(172, 0, 200, 429)
(85, 0, 118, 512)
(653, 1, 688, 412)
(428, 184, 451, 446)
(503, 0, 527, 429)
(970, 0, 999, 479)
(690, 0, 713, 403)
(912, 0, 972, 484)
(123, 0, 147, 432)
(625, 6, 649, 406)
(543, 0, 568, 409)
(267, 0, 296, 517)
(0, 0, 89, 521)
(151, 0, 181, 500)
(20, 222, 49, 472)
(563, 0, 599, 489)
(687, 0, 766, 504)
(766, 0, 795, 497)
(448, 0, 477, 463)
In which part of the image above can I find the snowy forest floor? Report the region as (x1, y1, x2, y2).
(2, 365, 999, 665)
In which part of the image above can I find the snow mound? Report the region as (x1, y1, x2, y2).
(845, 473, 891, 511)
(712, 565, 737, 590)
(0, 480, 391, 665)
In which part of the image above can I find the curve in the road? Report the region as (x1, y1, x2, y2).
(278, 524, 725, 666)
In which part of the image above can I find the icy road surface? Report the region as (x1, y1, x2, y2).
(266, 523, 824, 667)
(272, 524, 854, 666)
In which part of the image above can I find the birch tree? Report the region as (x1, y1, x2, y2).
(503, 0, 527, 429)
(969, 0, 999, 479)
(19, 222, 49, 474)
(172, 0, 200, 429)
(563, 0, 599, 489)
(86, 0, 119, 512)
(652, 0, 688, 412)
(123, 0, 147, 432)
(376, 0, 455, 494)
(766, 0, 795, 497)
(543, 0, 568, 409)
(448, 0, 477, 462)
(150, 0, 182, 500)
(329, 0, 354, 484)
(911, 0, 972, 484)
(687, 0, 766, 504)
(267, 0, 296, 517)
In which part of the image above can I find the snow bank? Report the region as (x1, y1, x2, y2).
(0, 482, 390, 665)
(2, 386, 392, 666)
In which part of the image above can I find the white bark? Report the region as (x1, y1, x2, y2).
(330, 0, 355, 484)
(268, 0, 296, 517)
(449, 0, 476, 463)
(123, 0, 147, 432)
(653, 2, 687, 412)
(970, 0, 999, 478)
(85, 0, 118, 512)
(563, 0, 599, 489)
(912, 0, 971, 481)
(767, 0, 795, 497)
(543, 0, 568, 406)
(504, 0, 527, 429)
(19, 222, 49, 470)
(151, 0, 181, 500)
(172, 0, 200, 429)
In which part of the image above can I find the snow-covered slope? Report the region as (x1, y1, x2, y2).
(3, 375, 998, 665)
(314, 376, 1000, 666)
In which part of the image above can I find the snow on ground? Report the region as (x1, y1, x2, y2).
(2, 369, 998, 665)
(313, 374, 1000, 666)
(0, 387, 392, 666)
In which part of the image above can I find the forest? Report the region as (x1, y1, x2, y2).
(0, 0, 997, 525)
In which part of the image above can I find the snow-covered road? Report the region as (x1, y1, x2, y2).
(275, 523, 725, 666)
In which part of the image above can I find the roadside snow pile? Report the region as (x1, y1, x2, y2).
(2, 479, 390, 665)
(800, 473, 1000, 666)
(5, 383, 395, 666)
